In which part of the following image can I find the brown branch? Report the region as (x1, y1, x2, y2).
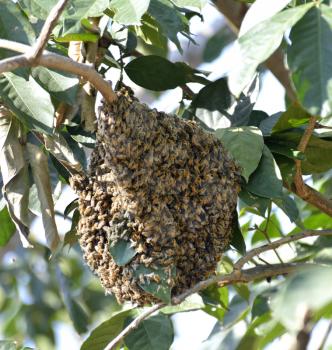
(0, 40, 117, 103)
(285, 116, 332, 217)
(104, 229, 332, 350)
(27, 0, 70, 62)
(213, 0, 297, 102)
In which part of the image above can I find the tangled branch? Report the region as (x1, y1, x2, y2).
(104, 229, 332, 350)
(0, 0, 116, 103)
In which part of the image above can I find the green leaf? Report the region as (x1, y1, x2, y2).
(252, 295, 270, 319)
(148, 0, 187, 51)
(55, 266, 89, 334)
(19, 0, 109, 20)
(273, 195, 299, 223)
(239, 0, 292, 36)
(172, 0, 206, 9)
(223, 294, 250, 326)
(246, 145, 283, 199)
(268, 130, 332, 174)
(109, 239, 137, 266)
(124, 314, 173, 350)
(0, 73, 54, 134)
(239, 190, 270, 217)
(288, 5, 332, 118)
(125, 56, 194, 91)
(215, 126, 264, 182)
(203, 28, 235, 63)
(230, 211, 246, 255)
(191, 78, 232, 112)
(64, 199, 78, 218)
(31, 67, 79, 106)
(110, 0, 150, 25)
(0, 2, 35, 59)
(161, 294, 204, 314)
(272, 266, 332, 331)
(81, 309, 137, 350)
(0, 205, 15, 247)
(229, 3, 314, 96)
(272, 104, 310, 133)
(133, 265, 174, 304)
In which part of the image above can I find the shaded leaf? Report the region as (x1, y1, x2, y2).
(273, 195, 299, 223)
(215, 126, 264, 182)
(191, 78, 231, 112)
(272, 103, 310, 133)
(0, 204, 16, 247)
(252, 295, 270, 319)
(124, 314, 173, 350)
(125, 55, 207, 91)
(0, 73, 54, 134)
(55, 265, 89, 334)
(268, 130, 332, 174)
(81, 308, 137, 350)
(203, 27, 235, 63)
(288, 5, 332, 118)
(239, 190, 270, 217)
(148, 0, 188, 52)
(109, 239, 137, 266)
(0, 2, 35, 59)
(246, 145, 283, 199)
(230, 211, 246, 255)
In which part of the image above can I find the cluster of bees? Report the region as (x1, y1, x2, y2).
(70, 86, 241, 305)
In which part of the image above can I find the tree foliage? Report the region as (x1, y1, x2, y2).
(0, 0, 332, 349)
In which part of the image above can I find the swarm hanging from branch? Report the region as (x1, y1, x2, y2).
(71, 86, 241, 305)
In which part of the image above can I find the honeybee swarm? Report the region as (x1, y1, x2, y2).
(70, 87, 241, 305)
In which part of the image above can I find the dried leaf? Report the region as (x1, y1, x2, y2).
(0, 107, 30, 247)
(44, 132, 83, 174)
(26, 143, 60, 252)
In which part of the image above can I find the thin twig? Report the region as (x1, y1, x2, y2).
(27, 0, 70, 62)
(104, 229, 332, 350)
(235, 229, 332, 271)
(317, 320, 332, 350)
(284, 116, 332, 217)
(104, 303, 165, 350)
(0, 40, 116, 103)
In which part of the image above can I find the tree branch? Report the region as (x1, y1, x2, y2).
(27, 0, 70, 62)
(285, 116, 332, 217)
(0, 40, 117, 103)
(104, 229, 332, 350)
(213, 0, 297, 102)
